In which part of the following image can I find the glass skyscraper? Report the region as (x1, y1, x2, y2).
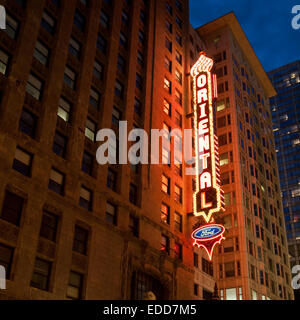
(268, 60, 300, 299)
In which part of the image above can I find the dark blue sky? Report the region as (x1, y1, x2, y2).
(189, 0, 300, 72)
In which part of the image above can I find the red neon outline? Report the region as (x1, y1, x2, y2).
(192, 224, 225, 261)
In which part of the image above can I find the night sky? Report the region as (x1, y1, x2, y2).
(189, 0, 300, 72)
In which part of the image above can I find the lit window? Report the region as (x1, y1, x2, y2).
(85, 118, 96, 141)
(174, 212, 182, 232)
(163, 99, 171, 116)
(57, 97, 71, 122)
(161, 235, 169, 253)
(162, 174, 170, 194)
(174, 184, 182, 203)
(161, 203, 170, 224)
(164, 78, 171, 93)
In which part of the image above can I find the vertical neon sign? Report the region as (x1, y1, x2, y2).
(191, 53, 225, 261)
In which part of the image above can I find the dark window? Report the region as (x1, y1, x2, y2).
(97, 34, 107, 53)
(53, 131, 67, 157)
(106, 202, 117, 225)
(41, 11, 56, 35)
(115, 80, 124, 98)
(174, 212, 182, 232)
(203, 289, 213, 300)
(100, 10, 109, 29)
(107, 168, 117, 191)
(174, 242, 182, 260)
(93, 60, 103, 80)
(79, 186, 92, 211)
(74, 10, 85, 31)
(26, 73, 43, 100)
(40, 211, 58, 242)
(0, 49, 10, 76)
(64, 66, 76, 90)
(81, 151, 93, 175)
(117, 54, 126, 73)
(134, 98, 142, 116)
(34, 41, 50, 66)
(48, 168, 65, 195)
(119, 32, 128, 48)
(129, 215, 139, 237)
(73, 226, 88, 255)
(5, 14, 19, 39)
(31, 258, 51, 291)
(129, 183, 138, 205)
(194, 253, 198, 267)
(1, 191, 23, 226)
(0, 243, 14, 279)
(69, 37, 81, 59)
(67, 271, 83, 300)
(12, 147, 32, 177)
(202, 258, 213, 276)
(136, 73, 143, 90)
(194, 283, 199, 296)
(165, 37, 172, 52)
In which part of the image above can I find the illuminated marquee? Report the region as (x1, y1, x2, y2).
(190, 53, 225, 261)
(191, 53, 225, 223)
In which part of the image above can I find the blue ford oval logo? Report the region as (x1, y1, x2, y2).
(192, 224, 224, 240)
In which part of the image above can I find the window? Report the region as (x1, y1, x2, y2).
(202, 258, 213, 276)
(164, 56, 172, 72)
(175, 33, 182, 46)
(175, 69, 182, 84)
(162, 174, 170, 194)
(138, 30, 145, 44)
(174, 212, 182, 232)
(161, 203, 170, 224)
(5, 14, 19, 39)
(129, 183, 138, 205)
(129, 215, 139, 237)
(89, 88, 100, 109)
(26, 73, 43, 100)
(106, 202, 117, 225)
(115, 80, 124, 98)
(165, 37, 172, 52)
(64, 66, 76, 89)
(162, 147, 170, 165)
(175, 89, 182, 105)
(225, 262, 235, 277)
(49, 168, 65, 195)
(163, 99, 171, 116)
(140, 9, 146, 24)
(174, 184, 182, 203)
(161, 235, 169, 254)
(194, 253, 198, 267)
(81, 151, 93, 175)
(220, 153, 229, 166)
(100, 10, 109, 29)
(137, 51, 144, 67)
(119, 32, 127, 48)
(166, 2, 172, 15)
(175, 111, 182, 127)
(112, 107, 121, 126)
(40, 211, 58, 242)
(53, 131, 67, 157)
(194, 283, 199, 296)
(225, 288, 237, 300)
(41, 11, 56, 35)
(0, 49, 10, 75)
(69, 37, 81, 59)
(79, 186, 92, 211)
(19, 108, 37, 138)
(1, 191, 23, 226)
(164, 78, 171, 93)
(134, 98, 142, 116)
(117, 54, 126, 73)
(31, 258, 51, 291)
(121, 10, 129, 26)
(165, 20, 172, 33)
(136, 73, 143, 90)
(107, 168, 117, 191)
(67, 271, 83, 300)
(34, 41, 49, 66)
(74, 10, 85, 31)
(0, 243, 14, 279)
(175, 50, 182, 65)
(174, 242, 182, 260)
(85, 119, 96, 141)
(73, 225, 88, 255)
(97, 34, 107, 53)
(12, 147, 32, 176)
(57, 97, 71, 122)
(93, 60, 103, 80)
